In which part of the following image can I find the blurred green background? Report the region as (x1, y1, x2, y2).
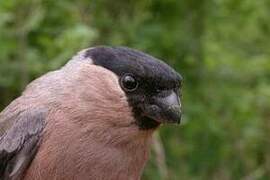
(0, 0, 270, 179)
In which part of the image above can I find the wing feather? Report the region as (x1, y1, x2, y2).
(0, 108, 46, 180)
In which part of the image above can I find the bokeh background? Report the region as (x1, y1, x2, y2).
(0, 0, 270, 179)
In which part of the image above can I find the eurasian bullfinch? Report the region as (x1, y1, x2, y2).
(0, 46, 182, 180)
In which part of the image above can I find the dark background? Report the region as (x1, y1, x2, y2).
(0, 0, 269, 179)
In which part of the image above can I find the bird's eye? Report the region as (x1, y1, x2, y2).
(120, 74, 138, 92)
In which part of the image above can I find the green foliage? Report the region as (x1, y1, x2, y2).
(0, 0, 269, 179)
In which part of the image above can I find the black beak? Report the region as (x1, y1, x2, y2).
(144, 90, 182, 124)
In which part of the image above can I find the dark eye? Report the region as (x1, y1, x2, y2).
(120, 74, 138, 92)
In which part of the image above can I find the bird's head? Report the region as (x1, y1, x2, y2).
(76, 46, 183, 130)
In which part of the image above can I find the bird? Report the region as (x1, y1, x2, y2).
(0, 46, 182, 180)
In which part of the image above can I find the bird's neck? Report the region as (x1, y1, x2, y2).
(82, 127, 152, 180)
(74, 122, 154, 179)
(27, 112, 154, 180)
